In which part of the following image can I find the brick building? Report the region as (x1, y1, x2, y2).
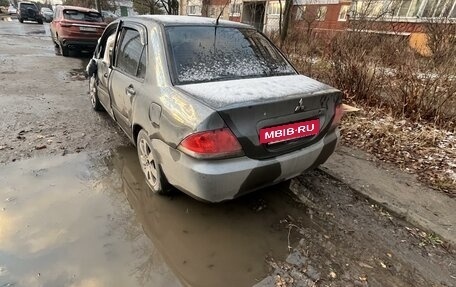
(179, 0, 456, 37)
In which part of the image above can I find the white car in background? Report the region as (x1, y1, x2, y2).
(8, 4, 17, 15)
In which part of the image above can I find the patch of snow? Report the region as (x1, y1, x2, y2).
(177, 75, 337, 109)
(177, 57, 292, 84)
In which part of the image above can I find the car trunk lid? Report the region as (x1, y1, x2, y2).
(61, 19, 106, 35)
(177, 75, 342, 160)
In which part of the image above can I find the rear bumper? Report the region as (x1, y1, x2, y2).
(18, 15, 42, 21)
(153, 129, 339, 202)
(61, 38, 98, 49)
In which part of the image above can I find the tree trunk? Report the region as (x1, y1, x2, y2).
(278, 0, 282, 39)
(280, 0, 292, 45)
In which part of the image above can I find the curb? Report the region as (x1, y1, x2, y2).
(319, 147, 456, 247)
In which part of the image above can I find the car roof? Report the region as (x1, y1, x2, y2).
(125, 15, 252, 29)
(58, 5, 100, 13)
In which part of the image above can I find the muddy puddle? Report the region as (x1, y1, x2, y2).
(0, 147, 313, 287)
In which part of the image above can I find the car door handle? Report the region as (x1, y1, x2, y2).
(103, 73, 108, 78)
(126, 85, 136, 96)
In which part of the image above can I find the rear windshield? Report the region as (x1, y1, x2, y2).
(63, 9, 102, 22)
(165, 26, 295, 84)
(20, 3, 36, 10)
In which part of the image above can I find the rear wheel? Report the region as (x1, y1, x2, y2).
(18, 18, 23, 23)
(89, 76, 103, 111)
(38, 19, 43, 24)
(60, 42, 69, 57)
(136, 130, 171, 195)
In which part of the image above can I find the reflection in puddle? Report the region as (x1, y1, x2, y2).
(0, 148, 313, 287)
(102, 147, 315, 286)
(0, 153, 180, 287)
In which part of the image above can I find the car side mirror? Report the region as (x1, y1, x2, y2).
(86, 58, 97, 77)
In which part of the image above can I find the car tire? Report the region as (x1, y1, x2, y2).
(89, 76, 104, 111)
(38, 20, 43, 24)
(59, 42, 69, 57)
(136, 129, 171, 195)
(18, 18, 23, 23)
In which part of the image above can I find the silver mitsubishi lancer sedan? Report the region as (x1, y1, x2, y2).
(86, 15, 344, 202)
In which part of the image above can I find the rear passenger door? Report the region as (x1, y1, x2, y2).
(109, 23, 148, 136)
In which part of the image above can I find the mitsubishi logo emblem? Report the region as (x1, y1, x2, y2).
(294, 98, 305, 113)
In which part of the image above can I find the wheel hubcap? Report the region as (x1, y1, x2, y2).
(138, 138, 158, 188)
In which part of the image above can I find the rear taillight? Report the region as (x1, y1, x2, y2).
(178, 128, 243, 159)
(331, 104, 344, 128)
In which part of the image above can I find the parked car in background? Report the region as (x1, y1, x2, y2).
(50, 5, 106, 56)
(101, 10, 118, 23)
(17, 2, 43, 24)
(86, 16, 344, 202)
(40, 7, 53, 22)
(7, 4, 17, 15)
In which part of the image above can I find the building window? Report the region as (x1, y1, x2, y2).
(295, 5, 305, 20)
(396, 0, 412, 17)
(421, 0, 456, 17)
(352, 0, 395, 18)
(407, 0, 425, 17)
(187, 5, 201, 15)
(438, 0, 456, 17)
(338, 5, 350, 21)
(448, 1, 456, 19)
(317, 5, 327, 21)
(230, 3, 241, 16)
(268, 1, 282, 15)
(351, 0, 456, 19)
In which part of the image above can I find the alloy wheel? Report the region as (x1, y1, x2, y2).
(138, 138, 159, 189)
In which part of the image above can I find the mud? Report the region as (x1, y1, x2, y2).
(1, 148, 455, 287)
(0, 21, 128, 164)
(0, 19, 455, 287)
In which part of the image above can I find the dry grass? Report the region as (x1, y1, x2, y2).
(273, 19, 456, 195)
(341, 108, 456, 196)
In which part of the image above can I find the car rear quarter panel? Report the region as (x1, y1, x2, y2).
(130, 23, 222, 148)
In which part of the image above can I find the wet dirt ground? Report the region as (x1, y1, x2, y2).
(0, 21, 128, 164)
(0, 20, 455, 287)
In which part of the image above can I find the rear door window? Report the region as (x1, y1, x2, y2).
(63, 9, 103, 22)
(115, 28, 145, 78)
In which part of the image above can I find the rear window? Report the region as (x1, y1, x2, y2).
(20, 3, 36, 9)
(165, 26, 295, 84)
(63, 9, 102, 22)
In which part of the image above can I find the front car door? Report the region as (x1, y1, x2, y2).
(109, 23, 148, 136)
(89, 21, 120, 116)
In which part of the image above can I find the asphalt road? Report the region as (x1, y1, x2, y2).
(0, 20, 455, 287)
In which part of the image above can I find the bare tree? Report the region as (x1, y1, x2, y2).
(159, 0, 178, 14)
(133, 0, 163, 14)
(279, 0, 292, 44)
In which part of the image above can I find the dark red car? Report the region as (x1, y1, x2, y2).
(50, 5, 107, 56)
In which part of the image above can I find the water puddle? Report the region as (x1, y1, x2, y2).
(0, 147, 313, 287)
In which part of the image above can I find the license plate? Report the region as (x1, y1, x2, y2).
(259, 119, 320, 144)
(80, 26, 96, 32)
